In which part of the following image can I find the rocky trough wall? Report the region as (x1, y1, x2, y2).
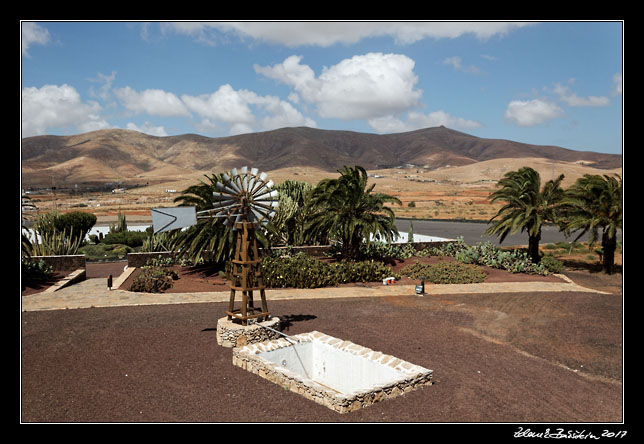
(232, 331, 433, 414)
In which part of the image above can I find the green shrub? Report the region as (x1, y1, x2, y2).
(32, 211, 96, 247)
(540, 255, 564, 273)
(261, 253, 398, 288)
(430, 237, 550, 275)
(101, 230, 149, 248)
(129, 265, 178, 292)
(358, 241, 418, 260)
(399, 260, 487, 284)
(55, 211, 97, 242)
(79, 243, 133, 261)
(329, 241, 436, 261)
(261, 255, 332, 288)
(21, 258, 53, 288)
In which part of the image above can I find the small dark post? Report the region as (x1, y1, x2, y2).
(415, 277, 425, 295)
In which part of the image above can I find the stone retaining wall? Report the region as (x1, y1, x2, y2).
(127, 251, 177, 268)
(28, 254, 86, 272)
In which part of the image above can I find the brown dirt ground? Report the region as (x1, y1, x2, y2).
(21, 259, 624, 425)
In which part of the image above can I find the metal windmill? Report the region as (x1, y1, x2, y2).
(151, 167, 279, 325)
(211, 167, 279, 326)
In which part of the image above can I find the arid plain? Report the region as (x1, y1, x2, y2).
(21, 126, 622, 224)
(24, 158, 622, 226)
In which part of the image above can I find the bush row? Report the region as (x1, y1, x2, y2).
(428, 237, 562, 275)
(261, 253, 397, 289)
(328, 241, 433, 261)
(399, 260, 487, 284)
(78, 243, 133, 261)
(90, 229, 150, 248)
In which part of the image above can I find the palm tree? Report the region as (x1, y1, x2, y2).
(485, 167, 565, 264)
(171, 172, 279, 264)
(170, 173, 236, 264)
(559, 174, 622, 274)
(304, 165, 401, 260)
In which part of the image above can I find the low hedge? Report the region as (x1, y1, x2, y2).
(260, 253, 397, 289)
(101, 230, 149, 248)
(79, 243, 133, 261)
(399, 260, 487, 284)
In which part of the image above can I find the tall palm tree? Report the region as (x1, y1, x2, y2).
(304, 165, 401, 260)
(559, 174, 622, 274)
(485, 167, 565, 264)
(170, 173, 236, 265)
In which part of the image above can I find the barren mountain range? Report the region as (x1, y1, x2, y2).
(21, 125, 622, 189)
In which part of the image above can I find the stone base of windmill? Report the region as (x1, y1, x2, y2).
(216, 316, 282, 348)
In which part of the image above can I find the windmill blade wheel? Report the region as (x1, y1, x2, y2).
(212, 167, 279, 229)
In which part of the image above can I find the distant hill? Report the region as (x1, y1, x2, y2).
(21, 126, 622, 188)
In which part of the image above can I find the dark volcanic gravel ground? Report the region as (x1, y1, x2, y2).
(21, 286, 623, 424)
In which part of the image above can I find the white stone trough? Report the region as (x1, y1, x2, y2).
(232, 331, 433, 413)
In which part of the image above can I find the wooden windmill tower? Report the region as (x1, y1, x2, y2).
(211, 167, 279, 326)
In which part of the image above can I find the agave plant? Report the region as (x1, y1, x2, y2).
(140, 230, 175, 253)
(28, 227, 83, 256)
(26, 210, 85, 256)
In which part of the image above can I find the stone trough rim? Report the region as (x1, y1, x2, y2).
(232, 330, 434, 413)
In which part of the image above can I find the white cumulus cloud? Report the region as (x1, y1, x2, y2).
(504, 99, 564, 127)
(182, 84, 316, 135)
(552, 81, 610, 107)
(241, 91, 317, 130)
(368, 110, 482, 133)
(612, 73, 622, 96)
(22, 84, 110, 137)
(255, 53, 422, 120)
(126, 122, 168, 137)
(182, 85, 255, 127)
(114, 86, 191, 117)
(161, 22, 533, 47)
(22, 22, 51, 57)
(442, 56, 481, 74)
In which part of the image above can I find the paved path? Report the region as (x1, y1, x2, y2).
(20, 270, 608, 312)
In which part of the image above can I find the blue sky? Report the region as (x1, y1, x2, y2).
(21, 21, 623, 154)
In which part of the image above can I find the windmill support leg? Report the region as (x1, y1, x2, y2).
(226, 222, 270, 326)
